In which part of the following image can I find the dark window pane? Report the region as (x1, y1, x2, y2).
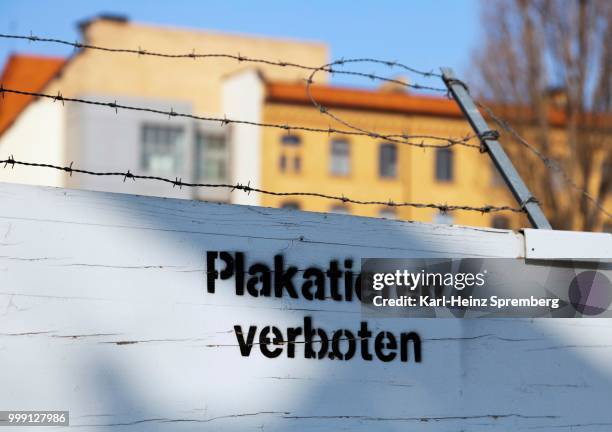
(281, 201, 300, 210)
(435, 148, 453, 181)
(491, 216, 510, 229)
(379, 143, 397, 178)
(281, 135, 301, 146)
(279, 155, 287, 172)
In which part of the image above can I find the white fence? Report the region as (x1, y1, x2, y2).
(0, 182, 611, 431)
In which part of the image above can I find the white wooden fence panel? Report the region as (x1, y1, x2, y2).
(0, 183, 611, 431)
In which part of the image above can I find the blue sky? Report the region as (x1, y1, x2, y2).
(0, 0, 481, 88)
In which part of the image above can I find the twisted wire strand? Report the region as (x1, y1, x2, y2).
(0, 156, 524, 214)
(0, 86, 480, 149)
(0, 33, 446, 92)
(305, 59, 475, 147)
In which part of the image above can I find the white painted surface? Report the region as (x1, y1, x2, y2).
(64, 95, 196, 200)
(222, 69, 264, 206)
(0, 182, 611, 431)
(0, 98, 65, 187)
(524, 228, 612, 260)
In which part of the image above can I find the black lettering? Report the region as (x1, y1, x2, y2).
(206, 251, 218, 293)
(331, 329, 357, 360)
(207, 251, 236, 294)
(219, 252, 235, 279)
(259, 326, 283, 358)
(302, 267, 326, 300)
(286, 326, 303, 358)
(274, 255, 298, 298)
(375, 331, 397, 362)
(234, 252, 245, 295)
(344, 259, 354, 301)
(327, 260, 342, 301)
(358, 321, 373, 361)
(246, 263, 272, 297)
(234, 325, 257, 357)
(400, 332, 422, 363)
(304, 316, 328, 359)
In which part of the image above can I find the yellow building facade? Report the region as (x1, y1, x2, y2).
(259, 81, 527, 229)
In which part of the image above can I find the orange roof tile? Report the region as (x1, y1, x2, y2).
(265, 81, 612, 128)
(266, 81, 463, 118)
(0, 54, 65, 135)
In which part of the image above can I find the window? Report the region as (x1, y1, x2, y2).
(330, 205, 350, 214)
(281, 135, 301, 146)
(141, 124, 184, 175)
(281, 201, 300, 210)
(379, 143, 397, 178)
(435, 148, 454, 182)
(195, 133, 227, 182)
(491, 215, 511, 229)
(279, 134, 302, 174)
(433, 212, 454, 225)
(330, 139, 350, 176)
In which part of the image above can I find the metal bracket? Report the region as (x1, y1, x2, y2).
(441, 67, 552, 229)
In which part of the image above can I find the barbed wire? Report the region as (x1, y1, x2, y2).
(0, 86, 480, 149)
(0, 32, 466, 147)
(0, 156, 524, 214)
(0, 32, 446, 93)
(477, 102, 611, 219)
(0, 31, 548, 218)
(305, 59, 465, 145)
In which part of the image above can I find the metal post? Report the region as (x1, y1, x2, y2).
(441, 67, 552, 230)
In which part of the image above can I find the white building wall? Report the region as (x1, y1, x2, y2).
(0, 93, 233, 202)
(222, 69, 264, 206)
(0, 98, 66, 187)
(63, 95, 196, 200)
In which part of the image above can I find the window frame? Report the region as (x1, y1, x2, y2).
(330, 139, 351, 176)
(281, 134, 302, 147)
(435, 147, 454, 182)
(194, 131, 229, 183)
(140, 123, 185, 176)
(379, 143, 398, 179)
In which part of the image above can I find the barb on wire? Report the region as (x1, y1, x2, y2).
(477, 101, 611, 219)
(0, 156, 524, 214)
(0, 33, 446, 93)
(0, 86, 479, 149)
(306, 59, 478, 148)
